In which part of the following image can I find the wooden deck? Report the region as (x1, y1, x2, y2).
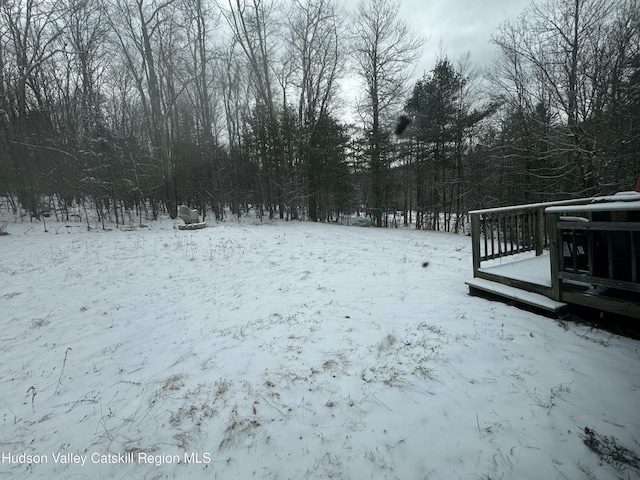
(468, 193, 640, 319)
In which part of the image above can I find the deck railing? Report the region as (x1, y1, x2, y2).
(469, 199, 590, 277)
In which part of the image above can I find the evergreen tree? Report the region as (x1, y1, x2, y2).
(405, 58, 494, 230)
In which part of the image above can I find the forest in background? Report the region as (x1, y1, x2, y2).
(0, 0, 638, 230)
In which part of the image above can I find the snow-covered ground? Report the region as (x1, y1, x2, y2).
(0, 215, 638, 479)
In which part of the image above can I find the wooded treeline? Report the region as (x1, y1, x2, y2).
(0, 0, 638, 230)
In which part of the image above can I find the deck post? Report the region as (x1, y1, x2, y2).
(547, 212, 562, 301)
(471, 213, 481, 277)
(535, 207, 545, 256)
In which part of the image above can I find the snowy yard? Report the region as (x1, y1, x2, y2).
(0, 216, 638, 479)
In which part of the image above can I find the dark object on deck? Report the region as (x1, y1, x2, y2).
(422, 261, 429, 268)
(395, 115, 411, 136)
(561, 216, 589, 273)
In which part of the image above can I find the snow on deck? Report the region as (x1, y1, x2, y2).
(478, 252, 552, 287)
(546, 192, 640, 213)
(547, 201, 640, 213)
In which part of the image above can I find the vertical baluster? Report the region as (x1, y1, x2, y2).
(504, 214, 510, 255)
(525, 212, 529, 252)
(509, 214, 514, 254)
(482, 215, 488, 259)
(497, 214, 502, 257)
(587, 229, 594, 276)
(607, 230, 614, 279)
(517, 213, 522, 252)
(630, 231, 637, 282)
(489, 215, 496, 258)
(571, 229, 578, 273)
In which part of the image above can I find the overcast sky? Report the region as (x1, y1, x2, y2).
(337, 0, 535, 121)
(397, 0, 533, 77)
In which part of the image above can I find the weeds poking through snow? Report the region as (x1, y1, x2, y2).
(161, 373, 185, 392)
(215, 378, 232, 400)
(364, 447, 394, 470)
(27, 386, 36, 412)
(65, 392, 99, 414)
(535, 382, 572, 413)
(218, 406, 261, 450)
(31, 313, 51, 328)
(54, 347, 72, 395)
(581, 426, 640, 477)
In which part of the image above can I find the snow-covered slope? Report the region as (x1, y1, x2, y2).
(1, 217, 638, 479)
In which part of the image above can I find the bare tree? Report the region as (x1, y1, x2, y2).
(1, 0, 67, 216)
(179, 0, 226, 218)
(351, 0, 422, 226)
(105, 0, 179, 218)
(222, 0, 285, 218)
(220, 40, 251, 216)
(0, 0, 12, 208)
(490, 0, 635, 197)
(287, 0, 344, 220)
(63, 0, 109, 138)
(288, 0, 343, 128)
